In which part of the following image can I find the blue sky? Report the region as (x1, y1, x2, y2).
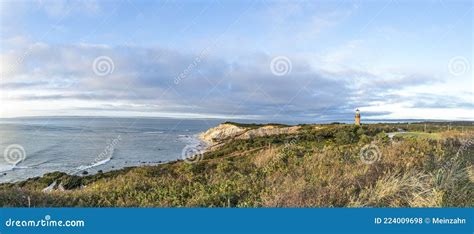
(0, 0, 472, 121)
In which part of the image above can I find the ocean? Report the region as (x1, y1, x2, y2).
(0, 117, 226, 183)
(0, 116, 426, 183)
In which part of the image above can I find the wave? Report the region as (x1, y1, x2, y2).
(15, 166, 30, 169)
(179, 134, 209, 155)
(0, 164, 16, 173)
(0, 152, 30, 172)
(143, 131, 164, 135)
(0, 164, 30, 173)
(75, 157, 112, 171)
(26, 158, 57, 168)
(73, 146, 116, 174)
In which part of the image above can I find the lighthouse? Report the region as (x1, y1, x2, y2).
(355, 109, 361, 126)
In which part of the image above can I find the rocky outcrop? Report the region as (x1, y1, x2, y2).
(236, 125, 300, 140)
(199, 123, 301, 146)
(199, 123, 247, 145)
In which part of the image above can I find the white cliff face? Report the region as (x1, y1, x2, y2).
(199, 123, 301, 146)
(237, 125, 300, 140)
(199, 123, 246, 145)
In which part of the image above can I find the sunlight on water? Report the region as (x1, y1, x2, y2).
(0, 117, 223, 182)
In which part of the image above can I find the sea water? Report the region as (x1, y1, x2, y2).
(0, 116, 416, 183)
(0, 117, 224, 183)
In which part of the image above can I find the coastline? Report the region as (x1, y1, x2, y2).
(2, 120, 471, 185)
(0, 123, 232, 185)
(0, 130, 214, 184)
(0, 121, 472, 208)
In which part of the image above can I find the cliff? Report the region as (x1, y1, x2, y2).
(199, 122, 301, 146)
(0, 122, 472, 208)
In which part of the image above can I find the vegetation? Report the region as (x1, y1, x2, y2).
(0, 122, 473, 207)
(223, 121, 290, 129)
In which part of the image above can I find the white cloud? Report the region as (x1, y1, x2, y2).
(1, 41, 471, 121)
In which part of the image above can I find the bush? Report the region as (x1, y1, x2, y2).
(0, 122, 472, 208)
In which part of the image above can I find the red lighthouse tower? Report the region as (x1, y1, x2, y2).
(355, 109, 361, 126)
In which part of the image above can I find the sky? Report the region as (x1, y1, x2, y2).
(0, 0, 472, 122)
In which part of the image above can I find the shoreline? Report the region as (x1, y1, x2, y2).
(2, 121, 472, 186)
(0, 124, 224, 185)
(0, 132, 212, 185)
(0, 121, 472, 207)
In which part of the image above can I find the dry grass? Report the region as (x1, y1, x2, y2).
(253, 146, 281, 168)
(1, 124, 472, 207)
(348, 170, 443, 207)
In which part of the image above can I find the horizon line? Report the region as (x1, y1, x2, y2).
(1, 114, 473, 124)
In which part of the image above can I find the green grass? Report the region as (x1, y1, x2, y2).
(223, 121, 290, 129)
(392, 132, 442, 140)
(0, 122, 472, 207)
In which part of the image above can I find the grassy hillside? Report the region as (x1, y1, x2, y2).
(0, 122, 473, 207)
(222, 121, 290, 129)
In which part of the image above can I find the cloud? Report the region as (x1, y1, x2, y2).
(1, 41, 357, 119)
(0, 40, 470, 120)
